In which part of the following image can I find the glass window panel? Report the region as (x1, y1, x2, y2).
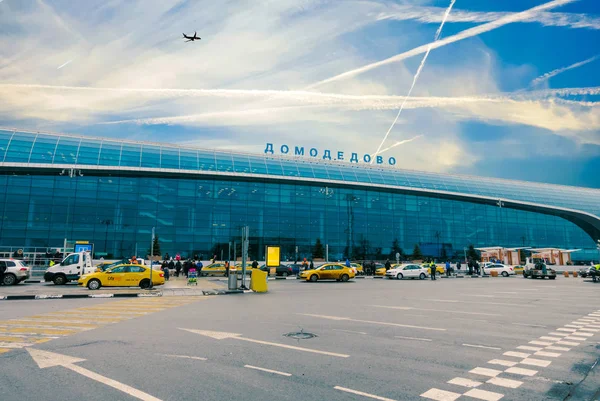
(54, 138, 80, 164)
(248, 156, 268, 174)
(281, 161, 299, 177)
(99, 141, 122, 166)
(265, 159, 283, 176)
(4, 132, 35, 162)
(180, 150, 198, 170)
(198, 151, 216, 171)
(232, 155, 251, 174)
(161, 148, 179, 169)
(141, 145, 161, 168)
(77, 140, 102, 165)
(311, 165, 330, 180)
(215, 152, 234, 172)
(0, 131, 14, 162)
(29, 135, 58, 164)
(120, 144, 141, 167)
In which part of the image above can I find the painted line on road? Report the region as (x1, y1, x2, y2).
(463, 344, 501, 351)
(546, 346, 569, 351)
(512, 323, 546, 328)
(395, 336, 432, 342)
(447, 377, 481, 388)
(504, 367, 538, 376)
(332, 329, 367, 335)
(487, 377, 522, 389)
(335, 386, 397, 401)
(504, 351, 530, 358)
(556, 328, 577, 333)
(469, 367, 502, 377)
(487, 359, 518, 367)
(161, 354, 207, 361)
(520, 358, 551, 368)
(548, 332, 568, 337)
(529, 340, 553, 346)
(556, 341, 579, 346)
(462, 388, 504, 401)
(572, 332, 593, 337)
(299, 313, 446, 331)
(565, 336, 588, 341)
(539, 336, 563, 342)
(237, 336, 350, 358)
(579, 328, 599, 332)
(371, 305, 499, 317)
(244, 365, 291, 377)
(0, 341, 34, 348)
(420, 388, 461, 401)
(517, 346, 542, 352)
(534, 351, 561, 358)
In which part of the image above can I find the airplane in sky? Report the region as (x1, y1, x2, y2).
(182, 32, 201, 42)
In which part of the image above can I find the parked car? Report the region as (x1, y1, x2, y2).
(523, 262, 556, 280)
(0, 259, 30, 285)
(482, 263, 515, 277)
(78, 263, 164, 290)
(386, 264, 429, 280)
(299, 263, 355, 282)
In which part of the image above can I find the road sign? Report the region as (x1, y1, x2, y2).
(266, 246, 281, 267)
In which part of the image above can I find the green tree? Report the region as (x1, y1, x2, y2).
(147, 235, 161, 257)
(467, 244, 480, 261)
(390, 238, 403, 260)
(412, 244, 423, 260)
(313, 238, 325, 259)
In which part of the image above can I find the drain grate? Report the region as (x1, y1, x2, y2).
(283, 331, 318, 340)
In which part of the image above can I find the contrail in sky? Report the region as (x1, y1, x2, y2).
(371, 0, 455, 162)
(57, 59, 74, 70)
(531, 55, 599, 87)
(372, 135, 424, 157)
(307, 0, 579, 88)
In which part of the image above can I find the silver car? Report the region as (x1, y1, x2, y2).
(0, 259, 31, 285)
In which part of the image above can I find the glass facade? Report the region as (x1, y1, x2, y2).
(0, 129, 598, 261)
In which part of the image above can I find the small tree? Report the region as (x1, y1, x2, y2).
(467, 244, 480, 261)
(313, 238, 325, 259)
(412, 244, 423, 260)
(147, 235, 161, 258)
(390, 238, 403, 260)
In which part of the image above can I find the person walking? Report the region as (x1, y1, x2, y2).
(302, 258, 308, 272)
(224, 261, 230, 277)
(467, 258, 473, 275)
(183, 260, 190, 278)
(456, 260, 461, 272)
(445, 260, 451, 277)
(384, 259, 391, 271)
(162, 263, 170, 281)
(430, 263, 436, 280)
(345, 258, 351, 268)
(175, 260, 182, 277)
(309, 260, 314, 270)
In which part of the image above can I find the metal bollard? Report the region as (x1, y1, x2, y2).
(228, 272, 238, 290)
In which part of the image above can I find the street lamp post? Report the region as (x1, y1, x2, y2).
(60, 168, 83, 252)
(596, 239, 600, 264)
(434, 231, 441, 260)
(148, 227, 155, 290)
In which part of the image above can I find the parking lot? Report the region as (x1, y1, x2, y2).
(0, 275, 598, 401)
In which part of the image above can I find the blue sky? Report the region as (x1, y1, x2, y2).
(0, 0, 599, 187)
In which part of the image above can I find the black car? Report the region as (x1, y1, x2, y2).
(254, 264, 294, 277)
(578, 267, 591, 278)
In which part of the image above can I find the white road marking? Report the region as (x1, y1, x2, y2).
(0, 342, 34, 348)
(512, 323, 546, 328)
(556, 328, 577, 332)
(469, 367, 502, 377)
(579, 328, 599, 332)
(565, 336, 588, 341)
(463, 388, 504, 401)
(371, 305, 499, 317)
(161, 354, 207, 361)
(520, 358, 551, 367)
(244, 365, 292, 377)
(505, 367, 538, 376)
(335, 386, 396, 401)
(26, 349, 162, 401)
(517, 346, 542, 352)
(300, 313, 446, 331)
(420, 388, 461, 401)
(585, 325, 600, 329)
(487, 377, 522, 389)
(556, 341, 579, 346)
(573, 332, 593, 337)
(539, 336, 563, 341)
(463, 344, 501, 350)
(546, 346, 570, 351)
(447, 377, 481, 388)
(332, 329, 367, 335)
(535, 351, 561, 358)
(493, 292, 517, 294)
(180, 328, 350, 358)
(422, 299, 459, 303)
(465, 295, 497, 298)
(529, 341, 553, 346)
(503, 351, 530, 358)
(488, 359, 518, 367)
(565, 324, 584, 328)
(548, 332, 568, 337)
(395, 336, 432, 342)
(577, 319, 596, 322)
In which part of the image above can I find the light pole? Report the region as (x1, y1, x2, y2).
(596, 239, 600, 264)
(434, 231, 441, 260)
(100, 219, 113, 256)
(463, 247, 467, 265)
(60, 168, 83, 252)
(148, 227, 155, 290)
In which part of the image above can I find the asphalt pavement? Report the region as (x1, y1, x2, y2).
(0, 276, 598, 401)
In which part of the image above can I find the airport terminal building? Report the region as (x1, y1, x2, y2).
(0, 128, 599, 262)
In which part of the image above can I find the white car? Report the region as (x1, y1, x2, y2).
(482, 263, 515, 277)
(386, 264, 430, 280)
(0, 259, 31, 285)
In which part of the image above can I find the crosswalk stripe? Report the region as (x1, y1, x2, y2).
(565, 336, 587, 341)
(0, 327, 77, 335)
(546, 346, 569, 351)
(547, 332, 568, 337)
(421, 388, 462, 401)
(556, 341, 579, 346)
(535, 351, 560, 357)
(462, 388, 504, 401)
(529, 340, 553, 346)
(0, 348, 12, 354)
(488, 359, 518, 367)
(0, 341, 34, 348)
(447, 378, 481, 388)
(504, 367, 537, 376)
(517, 346, 542, 352)
(539, 336, 562, 341)
(520, 358, 551, 368)
(487, 377, 522, 389)
(503, 351, 529, 358)
(572, 332, 593, 336)
(470, 367, 502, 377)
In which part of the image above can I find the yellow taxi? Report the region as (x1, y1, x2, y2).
(78, 264, 165, 290)
(421, 263, 445, 275)
(200, 262, 227, 276)
(299, 263, 355, 282)
(350, 263, 364, 276)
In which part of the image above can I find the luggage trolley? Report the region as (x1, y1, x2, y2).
(187, 267, 198, 286)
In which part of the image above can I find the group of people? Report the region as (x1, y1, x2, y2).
(160, 256, 204, 281)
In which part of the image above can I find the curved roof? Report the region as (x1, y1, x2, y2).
(1, 128, 599, 221)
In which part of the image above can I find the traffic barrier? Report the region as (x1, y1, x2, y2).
(490, 271, 498, 277)
(572, 271, 578, 277)
(563, 271, 569, 277)
(250, 269, 268, 293)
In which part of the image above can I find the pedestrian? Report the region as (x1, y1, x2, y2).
(302, 258, 308, 271)
(456, 260, 461, 272)
(183, 260, 190, 278)
(175, 253, 181, 262)
(175, 260, 182, 277)
(164, 253, 170, 261)
(196, 260, 203, 276)
(445, 260, 451, 277)
(467, 258, 473, 275)
(224, 261, 230, 277)
(168, 258, 175, 275)
(252, 260, 258, 270)
(385, 259, 391, 271)
(309, 260, 314, 270)
(474, 260, 481, 276)
(162, 264, 170, 281)
(430, 263, 436, 280)
(0, 260, 6, 285)
(370, 261, 376, 276)
(345, 258, 351, 268)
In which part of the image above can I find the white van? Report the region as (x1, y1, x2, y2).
(44, 252, 94, 285)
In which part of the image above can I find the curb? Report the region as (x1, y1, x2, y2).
(0, 292, 162, 301)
